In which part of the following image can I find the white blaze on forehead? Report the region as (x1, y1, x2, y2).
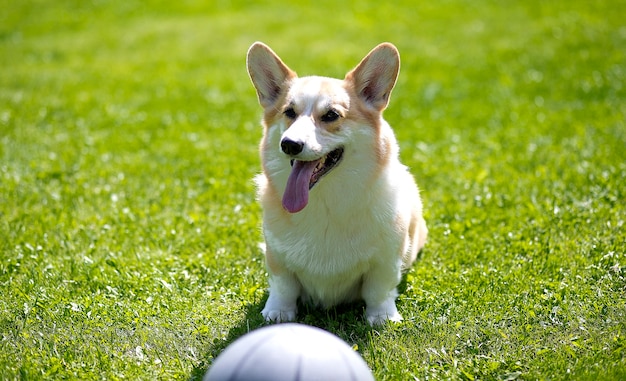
(287, 76, 349, 115)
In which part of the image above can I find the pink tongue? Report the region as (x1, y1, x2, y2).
(282, 160, 319, 213)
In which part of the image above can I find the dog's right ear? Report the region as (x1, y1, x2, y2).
(247, 42, 297, 109)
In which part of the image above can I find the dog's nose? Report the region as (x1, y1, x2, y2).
(281, 138, 304, 156)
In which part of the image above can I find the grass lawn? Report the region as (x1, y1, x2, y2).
(1, 0, 625, 379)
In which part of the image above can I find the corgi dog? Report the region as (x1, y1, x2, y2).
(246, 42, 428, 325)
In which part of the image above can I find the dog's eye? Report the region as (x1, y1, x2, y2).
(321, 110, 340, 123)
(283, 107, 297, 119)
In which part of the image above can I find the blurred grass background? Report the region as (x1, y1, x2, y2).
(1, 0, 625, 379)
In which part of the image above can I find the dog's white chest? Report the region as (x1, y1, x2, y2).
(266, 223, 371, 305)
(263, 191, 403, 305)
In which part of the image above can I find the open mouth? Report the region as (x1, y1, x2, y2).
(294, 147, 344, 190)
(283, 147, 344, 213)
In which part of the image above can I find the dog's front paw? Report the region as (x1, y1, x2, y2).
(365, 298, 402, 325)
(366, 310, 402, 325)
(261, 307, 297, 323)
(262, 278, 299, 323)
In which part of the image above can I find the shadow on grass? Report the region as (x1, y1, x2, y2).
(190, 271, 413, 380)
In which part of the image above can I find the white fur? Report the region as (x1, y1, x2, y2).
(247, 42, 428, 325)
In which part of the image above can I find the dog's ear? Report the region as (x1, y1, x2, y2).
(247, 42, 297, 109)
(345, 43, 400, 111)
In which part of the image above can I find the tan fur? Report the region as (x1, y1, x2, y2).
(247, 42, 428, 325)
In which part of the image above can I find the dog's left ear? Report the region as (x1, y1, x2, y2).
(345, 43, 400, 111)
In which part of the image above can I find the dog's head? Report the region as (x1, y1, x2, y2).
(247, 42, 400, 213)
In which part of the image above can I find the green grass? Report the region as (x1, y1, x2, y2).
(1, 0, 625, 379)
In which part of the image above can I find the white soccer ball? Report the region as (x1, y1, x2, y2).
(204, 323, 374, 381)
